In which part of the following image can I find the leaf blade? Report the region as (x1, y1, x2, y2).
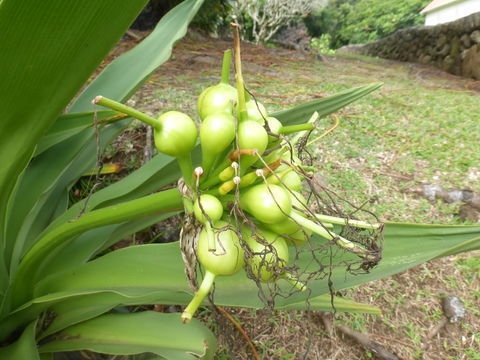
(38, 312, 216, 360)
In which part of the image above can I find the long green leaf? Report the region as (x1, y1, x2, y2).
(0, 0, 149, 266)
(33, 223, 480, 311)
(34, 111, 121, 156)
(70, 0, 205, 112)
(272, 82, 382, 124)
(8, 189, 182, 311)
(36, 211, 178, 281)
(6, 118, 130, 275)
(6, 0, 205, 280)
(0, 321, 39, 359)
(38, 312, 216, 360)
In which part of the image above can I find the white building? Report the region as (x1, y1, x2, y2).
(421, 0, 480, 25)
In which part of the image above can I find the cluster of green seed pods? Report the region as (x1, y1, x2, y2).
(93, 39, 381, 324)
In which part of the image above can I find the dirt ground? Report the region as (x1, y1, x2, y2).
(86, 31, 479, 360)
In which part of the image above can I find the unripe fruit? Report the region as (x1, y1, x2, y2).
(240, 184, 292, 224)
(154, 111, 197, 157)
(242, 228, 289, 282)
(197, 221, 244, 275)
(198, 83, 237, 120)
(200, 113, 235, 174)
(244, 100, 267, 124)
(282, 171, 302, 192)
(238, 120, 268, 172)
(193, 194, 223, 224)
(182, 220, 244, 324)
(266, 116, 282, 146)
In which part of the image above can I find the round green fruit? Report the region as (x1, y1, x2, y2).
(244, 100, 267, 123)
(240, 184, 292, 224)
(242, 228, 289, 282)
(198, 83, 237, 120)
(197, 221, 244, 276)
(154, 111, 197, 157)
(193, 194, 223, 224)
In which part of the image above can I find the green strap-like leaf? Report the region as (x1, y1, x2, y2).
(6, 0, 205, 279)
(272, 82, 383, 124)
(34, 111, 121, 156)
(8, 188, 182, 311)
(0, 321, 39, 359)
(70, 0, 205, 112)
(38, 312, 216, 360)
(0, 0, 149, 265)
(34, 223, 480, 310)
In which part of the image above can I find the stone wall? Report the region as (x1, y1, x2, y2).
(337, 12, 480, 80)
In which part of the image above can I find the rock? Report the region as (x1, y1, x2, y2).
(460, 34, 471, 48)
(471, 30, 480, 44)
(334, 12, 480, 80)
(462, 44, 480, 79)
(436, 33, 448, 47)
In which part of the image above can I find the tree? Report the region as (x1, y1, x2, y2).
(306, 0, 429, 49)
(232, 0, 326, 44)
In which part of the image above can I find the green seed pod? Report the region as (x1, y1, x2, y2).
(193, 194, 223, 224)
(265, 190, 311, 245)
(238, 120, 268, 172)
(197, 221, 244, 275)
(182, 220, 244, 323)
(242, 227, 289, 282)
(240, 184, 292, 224)
(265, 220, 312, 245)
(198, 83, 237, 121)
(200, 113, 235, 175)
(282, 171, 303, 192)
(243, 100, 267, 124)
(154, 111, 197, 157)
(266, 116, 282, 146)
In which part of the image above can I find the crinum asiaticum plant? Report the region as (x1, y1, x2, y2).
(1, 0, 480, 359)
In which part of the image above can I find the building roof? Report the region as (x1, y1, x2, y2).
(420, 0, 459, 14)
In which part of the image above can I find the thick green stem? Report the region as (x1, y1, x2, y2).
(220, 49, 232, 84)
(93, 96, 158, 128)
(315, 213, 382, 230)
(231, 23, 247, 122)
(9, 188, 183, 311)
(290, 112, 319, 146)
(289, 212, 371, 257)
(177, 153, 194, 190)
(279, 123, 315, 135)
(182, 270, 216, 323)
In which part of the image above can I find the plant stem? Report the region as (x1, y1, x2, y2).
(221, 49, 232, 84)
(279, 122, 315, 135)
(231, 23, 247, 122)
(289, 212, 371, 258)
(314, 213, 382, 230)
(290, 111, 319, 146)
(182, 270, 216, 323)
(177, 153, 194, 190)
(93, 96, 158, 128)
